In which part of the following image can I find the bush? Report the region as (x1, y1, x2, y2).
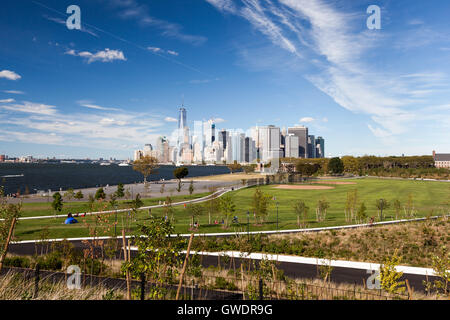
(3, 256, 31, 268)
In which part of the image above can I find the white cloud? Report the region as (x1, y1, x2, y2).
(0, 101, 57, 115)
(205, 0, 237, 13)
(164, 116, 177, 122)
(167, 50, 179, 56)
(0, 99, 15, 103)
(0, 70, 21, 81)
(78, 101, 121, 111)
(300, 117, 314, 123)
(66, 48, 126, 63)
(3, 90, 24, 94)
(147, 47, 179, 56)
(147, 46, 162, 53)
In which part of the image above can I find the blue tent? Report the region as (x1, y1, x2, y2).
(64, 217, 78, 225)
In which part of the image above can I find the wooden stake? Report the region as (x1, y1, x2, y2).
(176, 233, 194, 300)
(241, 263, 245, 300)
(405, 279, 413, 300)
(0, 217, 17, 272)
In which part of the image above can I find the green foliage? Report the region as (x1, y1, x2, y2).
(227, 161, 242, 174)
(132, 155, 159, 184)
(115, 183, 125, 198)
(95, 188, 106, 200)
(74, 190, 84, 200)
(293, 200, 309, 228)
(251, 188, 271, 224)
(328, 157, 344, 174)
(375, 199, 390, 221)
(51, 192, 63, 213)
(186, 203, 204, 229)
(127, 218, 185, 285)
(213, 276, 238, 291)
(174, 167, 189, 192)
(296, 163, 320, 177)
(188, 180, 194, 195)
(219, 194, 236, 228)
(242, 164, 256, 174)
(356, 202, 367, 224)
(315, 198, 330, 222)
(63, 189, 74, 201)
(379, 250, 406, 295)
(430, 245, 450, 295)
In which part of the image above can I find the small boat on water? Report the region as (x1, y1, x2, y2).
(99, 162, 111, 166)
(1, 174, 24, 178)
(118, 162, 130, 166)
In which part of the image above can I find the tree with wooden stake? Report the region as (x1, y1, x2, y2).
(315, 198, 330, 222)
(188, 180, 194, 195)
(173, 167, 189, 192)
(0, 186, 21, 272)
(132, 155, 159, 188)
(293, 200, 309, 228)
(375, 198, 390, 221)
(219, 194, 236, 228)
(51, 192, 63, 218)
(186, 203, 204, 230)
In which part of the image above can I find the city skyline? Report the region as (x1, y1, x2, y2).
(1, 0, 450, 159)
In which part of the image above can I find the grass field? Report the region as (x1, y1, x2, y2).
(13, 178, 450, 240)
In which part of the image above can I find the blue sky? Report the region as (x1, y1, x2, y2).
(1, 0, 449, 159)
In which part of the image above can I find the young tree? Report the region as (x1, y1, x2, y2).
(328, 157, 344, 175)
(95, 187, 106, 200)
(115, 183, 125, 198)
(293, 200, 309, 228)
(375, 199, 390, 221)
(0, 186, 21, 272)
(186, 203, 204, 230)
(227, 161, 242, 174)
(251, 188, 271, 224)
(356, 202, 367, 224)
(132, 155, 159, 186)
(63, 188, 75, 201)
(173, 167, 189, 192)
(188, 180, 194, 196)
(392, 199, 401, 220)
(160, 183, 165, 195)
(379, 250, 406, 295)
(74, 190, 84, 200)
(242, 165, 255, 174)
(219, 194, 236, 228)
(430, 245, 450, 295)
(163, 196, 174, 222)
(344, 190, 358, 222)
(404, 193, 416, 218)
(51, 192, 63, 217)
(315, 198, 330, 222)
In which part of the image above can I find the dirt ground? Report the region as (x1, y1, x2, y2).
(311, 181, 357, 185)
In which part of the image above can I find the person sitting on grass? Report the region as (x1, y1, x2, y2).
(64, 213, 78, 225)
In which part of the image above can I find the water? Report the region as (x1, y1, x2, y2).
(0, 163, 231, 195)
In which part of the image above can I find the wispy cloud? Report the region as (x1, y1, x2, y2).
(206, 0, 450, 140)
(65, 48, 126, 63)
(164, 116, 177, 122)
(0, 70, 21, 81)
(0, 101, 57, 115)
(147, 46, 179, 56)
(0, 99, 15, 103)
(109, 0, 207, 45)
(299, 117, 314, 123)
(2, 90, 25, 95)
(77, 101, 121, 111)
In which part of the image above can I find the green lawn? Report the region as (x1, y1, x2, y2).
(14, 178, 450, 240)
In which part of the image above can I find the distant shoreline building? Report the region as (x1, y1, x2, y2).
(433, 150, 450, 168)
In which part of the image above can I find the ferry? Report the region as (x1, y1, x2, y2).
(118, 162, 131, 167)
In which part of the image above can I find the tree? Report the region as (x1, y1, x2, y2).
(293, 200, 309, 228)
(375, 199, 390, 221)
(379, 250, 406, 295)
(242, 165, 256, 174)
(356, 202, 367, 224)
(404, 193, 416, 218)
(95, 187, 106, 200)
(392, 199, 401, 220)
(430, 245, 450, 295)
(328, 157, 344, 174)
(63, 188, 74, 201)
(205, 194, 219, 225)
(227, 161, 242, 174)
(218, 194, 236, 228)
(115, 183, 125, 198)
(345, 189, 358, 222)
(163, 196, 174, 222)
(188, 180, 194, 196)
(0, 186, 21, 272)
(296, 162, 319, 177)
(160, 183, 165, 195)
(315, 198, 330, 222)
(74, 190, 84, 200)
(132, 155, 159, 185)
(251, 188, 271, 224)
(173, 167, 189, 192)
(186, 203, 204, 230)
(51, 192, 63, 217)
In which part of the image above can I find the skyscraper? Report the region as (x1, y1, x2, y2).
(316, 136, 325, 158)
(308, 135, 316, 158)
(177, 107, 187, 149)
(285, 134, 299, 158)
(288, 126, 308, 158)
